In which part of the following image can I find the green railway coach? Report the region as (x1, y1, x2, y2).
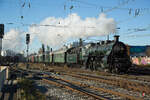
(53, 49, 67, 63)
(34, 55, 36, 63)
(53, 53, 66, 63)
(67, 54, 77, 63)
(38, 54, 43, 63)
(35, 55, 38, 63)
(50, 53, 53, 63)
(45, 53, 50, 63)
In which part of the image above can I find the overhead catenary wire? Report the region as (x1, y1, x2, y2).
(117, 8, 150, 24)
(120, 24, 150, 39)
(69, 0, 136, 13)
(3, 0, 150, 34)
(65, 0, 150, 25)
(66, 0, 150, 19)
(1, 0, 150, 12)
(3, 0, 150, 27)
(123, 33, 150, 39)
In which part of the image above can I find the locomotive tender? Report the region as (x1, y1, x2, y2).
(29, 35, 132, 73)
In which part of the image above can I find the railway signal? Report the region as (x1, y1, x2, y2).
(0, 24, 4, 38)
(26, 34, 30, 44)
(0, 24, 4, 57)
(26, 34, 30, 69)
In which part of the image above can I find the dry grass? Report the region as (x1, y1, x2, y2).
(18, 78, 46, 100)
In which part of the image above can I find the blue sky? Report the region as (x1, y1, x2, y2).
(0, 0, 150, 53)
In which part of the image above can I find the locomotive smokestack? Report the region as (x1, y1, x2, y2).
(114, 35, 119, 42)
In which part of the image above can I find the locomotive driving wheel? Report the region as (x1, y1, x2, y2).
(86, 57, 95, 71)
(112, 64, 120, 74)
(87, 56, 103, 71)
(108, 64, 113, 73)
(89, 57, 94, 70)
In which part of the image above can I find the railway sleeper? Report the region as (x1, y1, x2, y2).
(64, 73, 150, 94)
(52, 76, 143, 100)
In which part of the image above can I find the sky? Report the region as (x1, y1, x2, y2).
(0, 0, 150, 54)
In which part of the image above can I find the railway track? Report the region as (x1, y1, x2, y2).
(43, 78, 107, 100)
(45, 66, 150, 86)
(61, 72, 150, 95)
(12, 66, 150, 99)
(43, 76, 143, 100)
(21, 63, 150, 83)
(17, 67, 150, 95)
(19, 67, 150, 96)
(46, 65, 150, 83)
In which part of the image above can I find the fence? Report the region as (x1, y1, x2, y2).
(131, 57, 150, 65)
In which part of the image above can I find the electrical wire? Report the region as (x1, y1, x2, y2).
(69, 0, 136, 13)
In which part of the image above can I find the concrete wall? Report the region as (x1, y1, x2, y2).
(0, 66, 9, 91)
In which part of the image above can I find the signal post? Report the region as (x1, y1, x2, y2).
(0, 24, 4, 65)
(0, 24, 4, 56)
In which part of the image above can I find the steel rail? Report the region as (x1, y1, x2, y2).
(52, 76, 143, 100)
(63, 73, 150, 94)
(42, 78, 108, 100)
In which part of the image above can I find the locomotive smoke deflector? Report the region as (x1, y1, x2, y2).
(114, 35, 119, 42)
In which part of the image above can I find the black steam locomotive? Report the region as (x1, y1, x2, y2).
(71, 35, 131, 73)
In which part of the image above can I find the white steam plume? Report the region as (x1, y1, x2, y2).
(29, 13, 116, 47)
(3, 29, 24, 52)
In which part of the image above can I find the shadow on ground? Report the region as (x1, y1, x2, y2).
(0, 80, 17, 100)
